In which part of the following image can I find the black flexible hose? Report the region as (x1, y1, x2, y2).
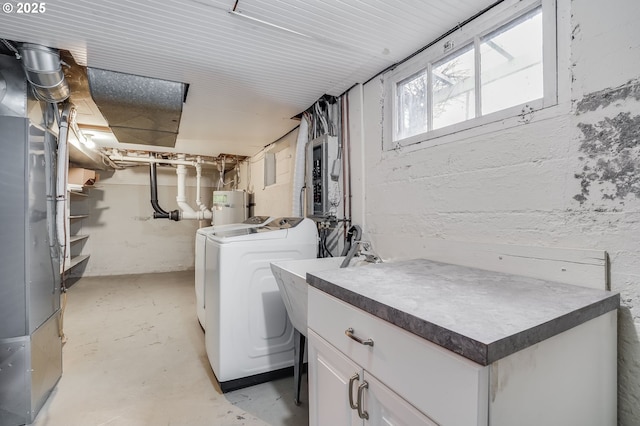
(150, 162, 168, 217)
(340, 225, 362, 256)
(340, 225, 362, 268)
(322, 228, 333, 257)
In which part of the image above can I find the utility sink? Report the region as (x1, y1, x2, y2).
(271, 257, 347, 333)
(271, 255, 374, 406)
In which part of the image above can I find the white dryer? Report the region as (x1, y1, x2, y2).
(204, 217, 317, 392)
(195, 216, 272, 328)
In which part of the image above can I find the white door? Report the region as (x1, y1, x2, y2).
(309, 329, 363, 426)
(364, 372, 439, 426)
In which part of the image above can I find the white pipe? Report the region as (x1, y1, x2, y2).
(175, 157, 212, 221)
(195, 160, 211, 213)
(180, 211, 212, 220)
(176, 161, 197, 215)
(44, 105, 58, 273)
(113, 151, 215, 218)
(108, 152, 217, 167)
(291, 117, 309, 216)
(195, 162, 201, 208)
(56, 105, 72, 258)
(108, 151, 221, 220)
(217, 157, 226, 190)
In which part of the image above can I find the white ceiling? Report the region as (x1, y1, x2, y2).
(0, 0, 496, 157)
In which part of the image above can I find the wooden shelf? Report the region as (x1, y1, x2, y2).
(69, 234, 89, 244)
(64, 254, 90, 272)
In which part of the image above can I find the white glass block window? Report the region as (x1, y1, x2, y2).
(385, 0, 556, 150)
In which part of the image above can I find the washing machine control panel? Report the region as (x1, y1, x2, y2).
(266, 217, 304, 229)
(243, 216, 270, 225)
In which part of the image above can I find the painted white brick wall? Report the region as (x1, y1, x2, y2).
(245, 129, 297, 218)
(83, 128, 298, 278)
(354, 0, 640, 423)
(570, 1, 640, 423)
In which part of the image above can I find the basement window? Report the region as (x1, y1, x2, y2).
(385, 0, 556, 150)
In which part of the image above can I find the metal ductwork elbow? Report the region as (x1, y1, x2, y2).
(18, 43, 70, 103)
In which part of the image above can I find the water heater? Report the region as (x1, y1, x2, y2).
(212, 190, 247, 225)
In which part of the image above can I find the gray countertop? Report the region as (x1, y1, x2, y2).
(306, 259, 620, 366)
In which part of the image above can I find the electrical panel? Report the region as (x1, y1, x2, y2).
(306, 134, 339, 217)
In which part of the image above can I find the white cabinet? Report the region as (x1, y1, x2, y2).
(308, 285, 487, 426)
(309, 328, 436, 426)
(365, 372, 437, 426)
(308, 285, 616, 426)
(308, 329, 361, 426)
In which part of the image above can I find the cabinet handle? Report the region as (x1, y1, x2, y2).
(357, 381, 369, 420)
(348, 373, 359, 410)
(345, 328, 374, 347)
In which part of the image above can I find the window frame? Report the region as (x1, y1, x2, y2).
(383, 0, 557, 151)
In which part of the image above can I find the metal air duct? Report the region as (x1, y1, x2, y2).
(87, 68, 187, 148)
(17, 43, 70, 103)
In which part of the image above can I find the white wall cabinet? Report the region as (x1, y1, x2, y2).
(308, 285, 617, 426)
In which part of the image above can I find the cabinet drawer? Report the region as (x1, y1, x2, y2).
(308, 286, 488, 426)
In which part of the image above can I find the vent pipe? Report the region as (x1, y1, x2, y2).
(17, 43, 70, 103)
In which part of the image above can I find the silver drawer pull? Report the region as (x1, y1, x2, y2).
(357, 381, 369, 420)
(345, 328, 374, 347)
(348, 373, 359, 410)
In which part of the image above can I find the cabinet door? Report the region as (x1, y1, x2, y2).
(308, 329, 362, 426)
(363, 372, 438, 426)
(309, 286, 488, 426)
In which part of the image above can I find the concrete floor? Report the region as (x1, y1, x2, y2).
(32, 271, 309, 426)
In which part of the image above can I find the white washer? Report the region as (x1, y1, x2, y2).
(204, 217, 317, 391)
(195, 216, 272, 329)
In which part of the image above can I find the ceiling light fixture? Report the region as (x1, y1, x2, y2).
(82, 133, 96, 149)
(69, 113, 98, 150)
